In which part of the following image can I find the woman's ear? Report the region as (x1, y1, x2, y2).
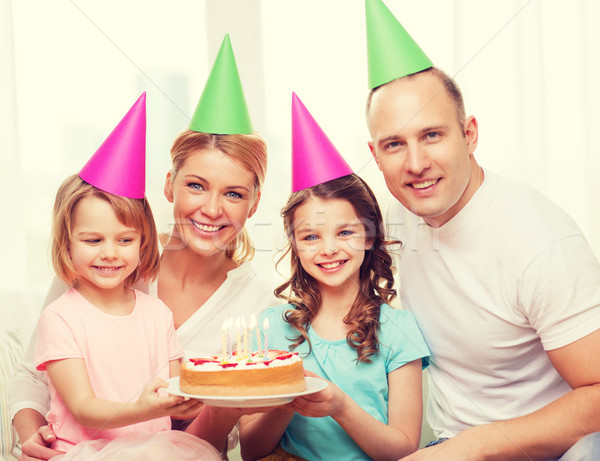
(248, 190, 261, 219)
(164, 171, 174, 203)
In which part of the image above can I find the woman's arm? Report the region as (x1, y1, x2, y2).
(46, 358, 193, 429)
(9, 339, 50, 442)
(185, 406, 246, 454)
(17, 423, 64, 461)
(186, 404, 291, 457)
(239, 407, 295, 461)
(169, 359, 181, 378)
(10, 276, 69, 446)
(293, 363, 423, 461)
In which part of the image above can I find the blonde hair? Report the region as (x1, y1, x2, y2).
(169, 130, 268, 263)
(52, 174, 160, 287)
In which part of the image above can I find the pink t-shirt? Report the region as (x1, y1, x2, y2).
(35, 288, 182, 452)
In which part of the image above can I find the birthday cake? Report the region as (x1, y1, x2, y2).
(179, 350, 306, 396)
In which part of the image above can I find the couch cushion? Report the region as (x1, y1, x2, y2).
(1, 330, 24, 460)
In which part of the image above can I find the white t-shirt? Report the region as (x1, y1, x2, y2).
(9, 261, 278, 421)
(386, 170, 600, 439)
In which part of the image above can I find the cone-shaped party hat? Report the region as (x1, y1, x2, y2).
(79, 92, 146, 199)
(292, 93, 353, 192)
(365, 0, 433, 89)
(189, 34, 254, 134)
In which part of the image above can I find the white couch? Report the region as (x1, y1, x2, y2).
(1, 288, 46, 461)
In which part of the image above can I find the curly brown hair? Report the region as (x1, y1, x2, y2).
(275, 174, 399, 362)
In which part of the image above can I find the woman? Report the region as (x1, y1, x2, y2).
(10, 35, 276, 460)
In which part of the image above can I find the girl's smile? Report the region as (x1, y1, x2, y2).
(69, 196, 141, 305)
(293, 197, 372, 293)
(316, 259, 349, 271)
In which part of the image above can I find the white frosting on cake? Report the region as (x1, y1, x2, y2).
(183, 351, 301, 371)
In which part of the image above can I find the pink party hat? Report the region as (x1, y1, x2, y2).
(79, 92, 147, 199)
(292, 93, 353, 192)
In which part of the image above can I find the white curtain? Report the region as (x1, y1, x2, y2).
(3, 1, 599, 339)
(0, 0, 26, 291)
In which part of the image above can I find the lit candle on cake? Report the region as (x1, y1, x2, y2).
(263, 318, 269, 358)
(235, 317, 242, 359)
(220, 320, 228, 360)
(242, 317, 248, 358)
(227, 317, 233, 359)
(250, 313, 262, 356)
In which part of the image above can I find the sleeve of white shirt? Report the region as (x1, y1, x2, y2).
(8, 276, 69, 421)
(518, 234, 600, 350)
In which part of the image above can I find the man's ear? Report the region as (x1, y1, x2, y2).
(368, 141, 382, 170)
(464, 116, 479, 155)
(164, 171, 174, 203)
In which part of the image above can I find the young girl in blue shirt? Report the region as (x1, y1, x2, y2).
(240, 172, 430, 461)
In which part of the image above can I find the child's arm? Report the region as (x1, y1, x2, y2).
(293, 363, 423, 461)
(169, 358, 204, 422)
(46, 357, 193, 429)
(239, 406, 296, 460)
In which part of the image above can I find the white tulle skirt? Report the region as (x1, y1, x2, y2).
(51, 430, 221, 461)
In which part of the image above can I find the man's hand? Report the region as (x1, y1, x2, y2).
(18, 425, 64, 461)
(400, 430, 484, 461)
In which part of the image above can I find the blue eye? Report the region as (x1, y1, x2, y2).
(187, 182, 204, 191)
(303, 234, 318, 241)
(226, 191, 243, 199)
(85, 239, 101, 244)
(339, 230, 354, 237)
(425, 132, 441, 141)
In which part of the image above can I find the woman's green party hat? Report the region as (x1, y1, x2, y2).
(189, 34, 254, 134)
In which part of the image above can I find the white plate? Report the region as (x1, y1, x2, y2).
(165, 376, 327, 408)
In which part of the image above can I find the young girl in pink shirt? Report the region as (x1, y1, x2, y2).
(33, 95, 220, 461)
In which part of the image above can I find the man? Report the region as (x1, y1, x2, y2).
(364, 0, 600, 459)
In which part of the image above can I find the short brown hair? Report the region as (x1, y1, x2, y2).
(52, 174, 160, 287)
(169, 130, 268, 263)
(366, 67, 466, 128)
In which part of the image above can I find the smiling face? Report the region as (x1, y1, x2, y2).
(164, 147, 259, 257)
(292, 196, 371, 295)
(69, 196, 141, 297)
(367, 71, 480, 227)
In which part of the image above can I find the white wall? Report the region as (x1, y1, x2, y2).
(3, 1, 599, 342)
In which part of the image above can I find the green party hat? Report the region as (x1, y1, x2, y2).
(189, 34, 254, 134)
(365, 0, 433, 89)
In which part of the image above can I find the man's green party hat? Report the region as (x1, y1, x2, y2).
(365, 0, 433, 89)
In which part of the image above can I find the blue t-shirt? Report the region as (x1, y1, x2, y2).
(259, 303, 430, 461)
